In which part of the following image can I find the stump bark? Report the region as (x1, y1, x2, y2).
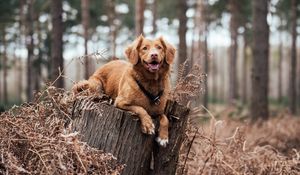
(71, 95, 189, 175)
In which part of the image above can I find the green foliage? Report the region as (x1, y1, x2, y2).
(208, 96, 225, 104)
(158, 0, 177, 20)
(239, 0, 252, 26)
(276, 0, 291, 24)
(275, 0, 300, 32)
(208, 0, 252, 43)
(0, 0, 18, 25)
(0, 99, 22, 111)
(208, 0, 228, 25)
(269, 96, 289, 107)
(122, 0, 135, 30)
(67, 0, 108, 29)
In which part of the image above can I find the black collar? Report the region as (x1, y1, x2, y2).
(135, 79, 164, 105)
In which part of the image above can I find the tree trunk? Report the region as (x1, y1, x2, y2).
(151, 0, 157, 36)
(242, 32, 248, 104)
(107, 0, 117, 59)
(12, 48, 20, 102)
(278, 30, 283, 103)
(76, 61, 82, 81)
(250, 0, 269, 120)
(26, 0, 34, 102)
(0, 57, 2, 102)
(213, 55, 218, 102)
(298, 52, 300, 110)
(35, 15, 42, 92)
(2, 30, 8, 105)
(190, 0, 201, 65)
(81, 0, 90, 79)
(228, 0, 239, 104)
(135, 0, 145, 36)
(18, 0, 25, 102)
(177, 0, 188, 74)
(51, 0, 64, 88)
(203, 26, 209, 108)
(71, 96, 189, 175)
(289, 0, 297, 114)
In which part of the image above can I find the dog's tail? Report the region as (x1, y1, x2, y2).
(72, 77, 103, 95)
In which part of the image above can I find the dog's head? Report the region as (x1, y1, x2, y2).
(125, 35, 176, 73)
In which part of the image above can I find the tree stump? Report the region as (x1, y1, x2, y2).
(71, 95, 189, 175)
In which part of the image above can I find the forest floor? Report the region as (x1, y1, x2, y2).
(178, 105, 300, 175)
(0, 86, 299, 174)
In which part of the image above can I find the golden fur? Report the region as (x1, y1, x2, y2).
(72, 35, 176, 146)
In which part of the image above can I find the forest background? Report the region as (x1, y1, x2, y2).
(0, 0, 299, 118)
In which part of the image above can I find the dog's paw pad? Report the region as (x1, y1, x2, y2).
(156, 137, 169, 147)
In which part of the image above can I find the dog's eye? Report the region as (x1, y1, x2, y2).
(157, 46, 162, 50)
(142, 46, 148, 50)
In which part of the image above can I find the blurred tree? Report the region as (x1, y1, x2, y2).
(277, 0, 300, 110)
(201, 0, 210, 108)
(277, 27, 283, 103)
(135, 0, 145, 36)
(67, 0, 105, 80)
(122, 0, 135, 31)
(18, 0, 26, 102)
(1, 29, 8, 104)
(107, 0, 117, 58)
(33, 0, 50, 92)
(198, 0, 227, 106)
(289, 0, 297, 114)
(81, 0, 90, 79)
(240, 0, 252, 104)
(0, 57, 2, 102)
(203, 1, 209, 108)
(177, 0, 188, 75)
(275, 1, 286, 104)
(242, 31, 250, 104)
(228, 0, 240, 104)
(50, 0, 64, 88)
(0, 0, 19, 104)
(250, 0, 269, 120)
(190, 3, 197, 63)
(158, 0, 177, 20)
(208, 0, 251, 104)
(34, 19, 42, 92)
(151, 0, 157, 35)
(24, 0, 35, 101)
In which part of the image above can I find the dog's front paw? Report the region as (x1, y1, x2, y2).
(156, 137, 169, 147)
(141, 117, 155, 135)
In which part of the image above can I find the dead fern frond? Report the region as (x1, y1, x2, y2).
(177, 113, 300, 175)
(172, 62, 206, 106)
(176, 59, 190, 85)
(0, 87, 123, 174)
(78, 49, 109, 64)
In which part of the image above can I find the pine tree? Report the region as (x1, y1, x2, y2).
(250, 0, 269, 120)
(50, 0, 64, 88)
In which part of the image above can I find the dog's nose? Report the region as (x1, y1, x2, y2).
(151, 53, 158, 59)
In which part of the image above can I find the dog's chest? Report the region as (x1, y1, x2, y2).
(133, 88, 168, 116)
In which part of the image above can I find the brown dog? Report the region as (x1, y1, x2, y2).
(72, 35, 175, 146)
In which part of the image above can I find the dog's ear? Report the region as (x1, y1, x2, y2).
(125, 35, 144, 65)
(159, 37, 176, 65)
